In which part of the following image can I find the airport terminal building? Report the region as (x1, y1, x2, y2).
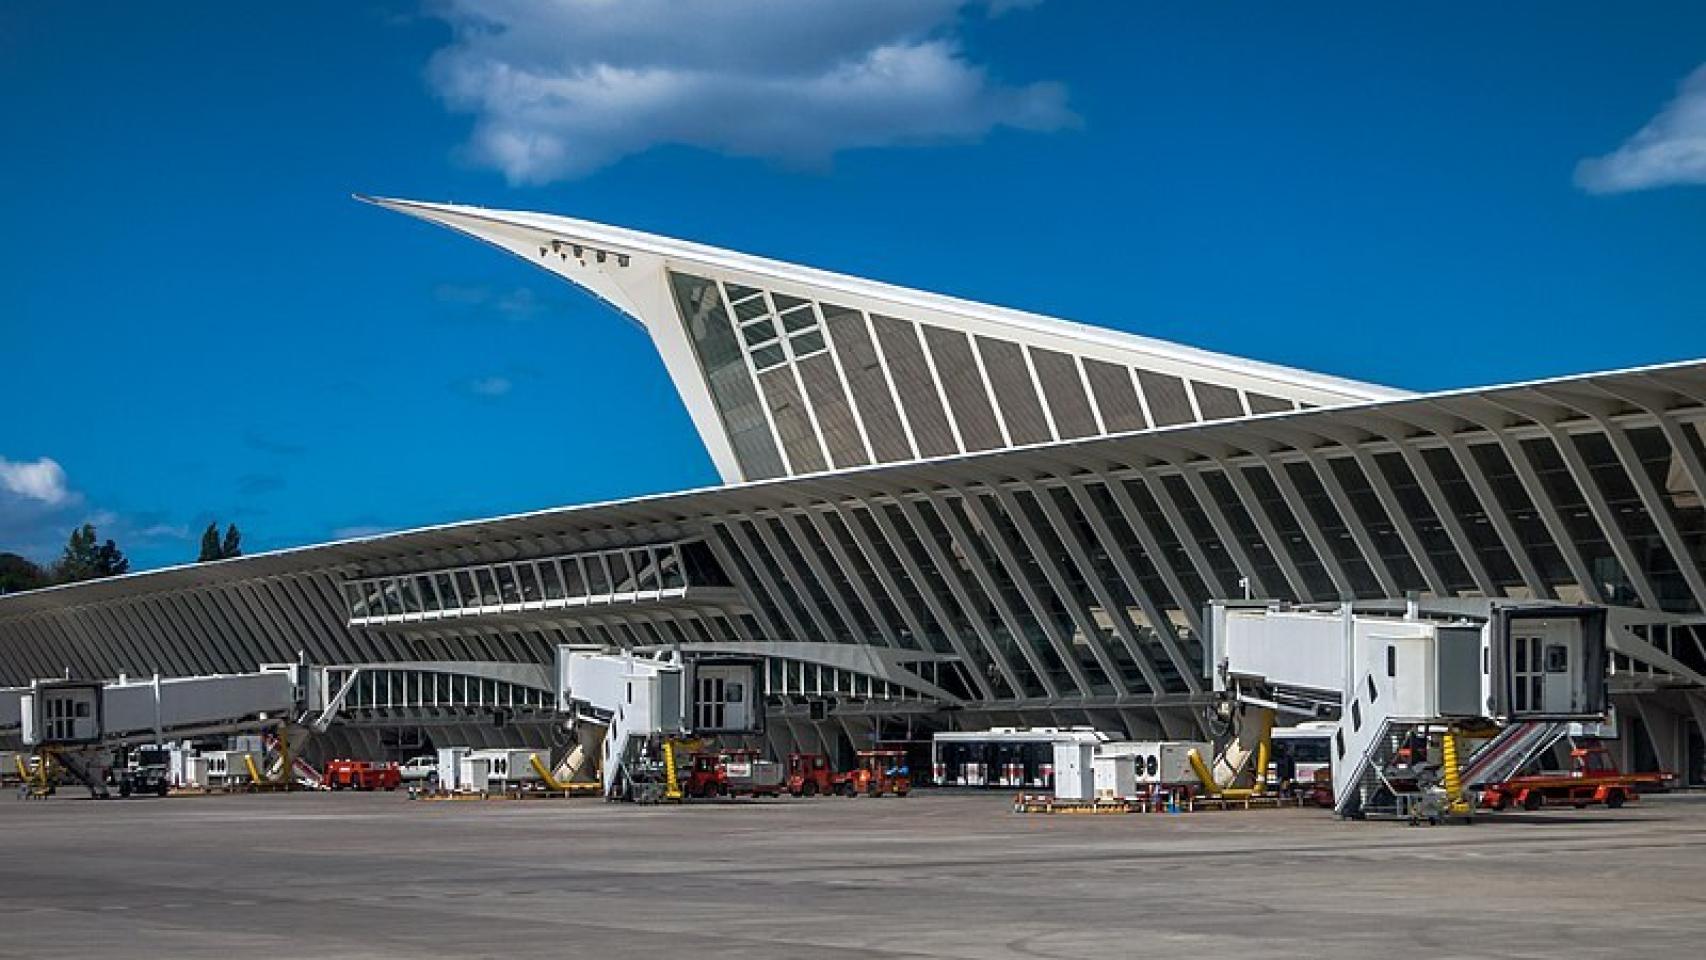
(2, 199, 1704, 781)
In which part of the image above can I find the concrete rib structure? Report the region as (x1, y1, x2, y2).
(2, 201, 1703, 777)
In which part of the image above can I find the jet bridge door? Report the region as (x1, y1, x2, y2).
(1490, 606, 1606, 721)
(685, 658, 763, 735)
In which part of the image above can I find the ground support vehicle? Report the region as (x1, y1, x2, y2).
(683, 749, 782, 798)
(398, 756, 437, 783)
(323, 758, 401, 791)
(682, 752, 730, 798)
(1478, 745, 1672, 812)
(787, 752, 836, 797)
(837, 750, 911, 797)
(111, 744, 171, 797)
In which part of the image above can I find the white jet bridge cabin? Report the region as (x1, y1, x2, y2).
(1206, 599, 1608, 821)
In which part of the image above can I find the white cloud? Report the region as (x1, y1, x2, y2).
(0, 456, 72, 506)
(466, 375, 513, 397)
(332, 524, 397, 540)
(1577, 64, 1706, 194)
(426, 0, 1076, 183)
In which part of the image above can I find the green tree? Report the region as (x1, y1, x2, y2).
(197, 521, 243, 561)
(54, 523, 129, 583)
(0, 552, 50, 594)
(198, 522, 222, 562)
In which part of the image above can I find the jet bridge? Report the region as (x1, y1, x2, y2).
(554, 647, 764, 801)
(1207, 600, 1609, 820)
(0, 665, 311, 797)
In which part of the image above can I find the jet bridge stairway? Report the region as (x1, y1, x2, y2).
(1461, 721, 1570, 789)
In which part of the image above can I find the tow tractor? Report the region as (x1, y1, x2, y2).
(110, 744, 171, 798)
(1478, 744, 1672, 811)
(683, 749, 783, 798)
(786, 752, 836, 797)
(682, 751, 730, 798)
(837, 749, 911, 797)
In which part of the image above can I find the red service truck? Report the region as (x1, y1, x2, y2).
(323, 759, 401, 791)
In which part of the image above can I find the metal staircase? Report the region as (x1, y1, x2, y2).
(1461, 721, 1569, 788)
(45, 748, 112, 799)
(1331, 664, 1403, 817)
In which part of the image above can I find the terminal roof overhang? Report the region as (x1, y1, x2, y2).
(362, 199, 1418, 488)
(3, 357, 1702, 616)
(362, 195, 1409, 407)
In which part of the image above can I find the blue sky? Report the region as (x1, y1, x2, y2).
(3, 1, 1705, 572)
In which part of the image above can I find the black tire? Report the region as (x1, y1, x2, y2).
(803, 781, 818, 797)
(1522, 790, 1543, 812)
(838, 782, 855, 798)
(1606, 789, 1625, 809)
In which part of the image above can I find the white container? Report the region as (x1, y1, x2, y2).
(1052, 741, 1096, 801)
(1092, 754, 1137, 800)
(459, 754, 492, 794)
(469, 748, 543, 790)
(437, 747, 470, 792)
(202, 750, 260, 786)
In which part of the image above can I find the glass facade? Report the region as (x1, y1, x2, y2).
(666, 267, 1333, 483)
(345, 542, 706, 624)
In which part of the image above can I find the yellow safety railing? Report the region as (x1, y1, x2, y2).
(1441, 727, 1472, 816)
(662, 741, 683, 801)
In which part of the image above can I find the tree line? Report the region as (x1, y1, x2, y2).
(0, 521, 244, 594)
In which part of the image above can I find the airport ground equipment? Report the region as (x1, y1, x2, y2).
(1459, 720, 1572, 789)
(931, 727, 1109, 788)
(1, 665, 311, 798)
(1267, 723, 1335, 792)
(399, 755, 437, 783)
(555, 647, 764, 801)
(683, 748, 783, 798)
(324, 758, 401, 791)
(1092, 753, 1136, 801)
(1209, 599, 1610, 822)
(1478, 743, 1672, 811)
(1053, 740, 1096, 801)
(112, 743, 171, 797)
(786, 752, 836, 797)
(837, 749, 911, 797)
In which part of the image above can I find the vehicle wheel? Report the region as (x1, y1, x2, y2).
(157, 783, 170, 797)
(838, 782, 855, 797)
(1522, 791, 1543, 812)
(1606, 789, 1625, 809)
(1489, 794, 1508, 812)
(803, 781, 818, 797)
(895, 789, 910, 798)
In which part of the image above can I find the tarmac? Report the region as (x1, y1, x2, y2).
(2, 789, 1704, 959)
